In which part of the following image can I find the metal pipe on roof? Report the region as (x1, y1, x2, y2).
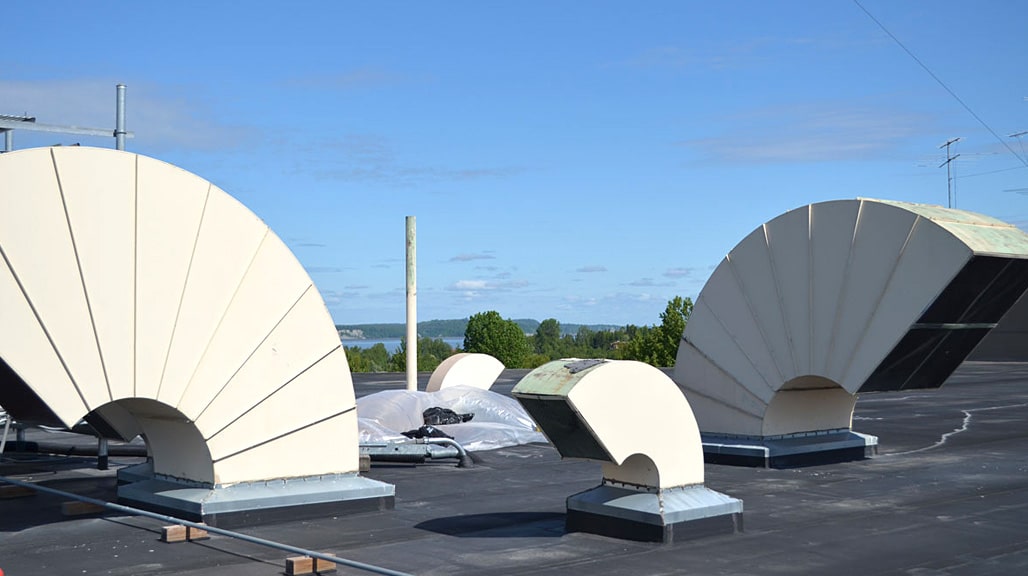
(115, 84, 126, 150)
(361, 438, 472, 467)
(405, 215, 417, 391)
(0, 476, 414, 576)
(424, 437, 473, 468)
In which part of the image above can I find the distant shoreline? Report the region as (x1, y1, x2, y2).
(339, 336, 463, 341)
(341, 336, 464, 350)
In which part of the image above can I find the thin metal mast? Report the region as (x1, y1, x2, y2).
(939, 137, 961, 208)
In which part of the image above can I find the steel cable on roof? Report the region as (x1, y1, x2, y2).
(853, 0, 1028, 168)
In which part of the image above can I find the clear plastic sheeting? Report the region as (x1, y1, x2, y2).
(357, 386, 547, 452)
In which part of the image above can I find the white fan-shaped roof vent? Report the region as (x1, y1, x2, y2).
(425, 352, 504, 392)
(675, 198, 1028, 440)
(0, 147, 392, 524)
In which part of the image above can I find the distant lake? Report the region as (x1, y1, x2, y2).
(341, 337, 464, 351)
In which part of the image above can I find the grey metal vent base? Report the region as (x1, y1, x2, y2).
(566, 484, 742, 543)
(117, 468, 395, 528)
(702, 430, 878, 468)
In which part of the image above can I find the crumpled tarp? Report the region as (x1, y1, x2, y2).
(357, 386, 547, 452)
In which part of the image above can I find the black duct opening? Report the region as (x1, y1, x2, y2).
(514, 396, 611, 461)
(0, 356, 63, 426)
(860, 256, 1028, 392)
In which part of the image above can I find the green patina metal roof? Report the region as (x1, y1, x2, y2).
(511, 359, 607, 398)
(864, 198, 1028, 258)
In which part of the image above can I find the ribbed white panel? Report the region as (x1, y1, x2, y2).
(194, 288, 343, 439)
(52, 148, 137, 402)
(206, 348, 350, 461)
(675, 198, 998, 437)
(176, 233, 312, 418)
(214, 412, 358, 485)
(674, 339, 767, 422)
(809, 201, 860, 375)
(825, 201, 917, 383)
(729, 225, 791, 384)
(135, 157, 209, 400)
(0, 149, 109, 413)
(840, 218, 971, 390)
(157, 187, 267, 408)
(0, 255, 88, 425)
(689, 263, 776, 404)
(0, 147, 358, 485)
(764, 205, 811, 376)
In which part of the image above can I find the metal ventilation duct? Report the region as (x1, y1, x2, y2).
(674, 198, 1028, 465)
(425, 352, 504, 392)
(0, 147, 392, 524)
(970, 290, 1028, 361)
(513, 359, 742, 542)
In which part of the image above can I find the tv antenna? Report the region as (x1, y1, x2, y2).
(0, 84, 132, 152)
(939, 137, 961, 208)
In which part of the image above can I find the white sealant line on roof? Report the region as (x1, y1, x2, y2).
(882, 402, 1028, 457)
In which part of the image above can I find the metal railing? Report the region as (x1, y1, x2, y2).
(0, 475, 414, 576)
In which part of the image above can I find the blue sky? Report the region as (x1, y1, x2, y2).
(3, 1, 1027, 326)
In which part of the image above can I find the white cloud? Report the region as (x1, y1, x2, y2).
(454, 280, 489, 290)
(451, 253, 496, 262)
(366, 288, 405, 300)
(319, 289, 345, 306)
(561, 295, 600, 307)
(448, 278, 529, 292)
(576, 265, 608, 273)
(664, 265, 716, 279)
(298, 134, 524, 187)
(663, 267, 693, 278)
(679, 104, 928, 164)
(628, 277, 674, 287)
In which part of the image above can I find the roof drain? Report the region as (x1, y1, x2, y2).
(0, 475, 413, 576)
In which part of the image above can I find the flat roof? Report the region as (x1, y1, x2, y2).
(3, 362, 1028, 575)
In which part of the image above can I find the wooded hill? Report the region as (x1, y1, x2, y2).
(336, 318, 621, 339)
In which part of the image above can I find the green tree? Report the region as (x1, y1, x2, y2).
(388, 337, 455, 372)
(524, 353, 551, 369)
(344, 342, 392, 373)
(345, 345, 368, 372)
(619, 296, 693, 367)
(534, 318, 562, 359)
(421, 336, 457, 361)
(617, 325, 656, 364)
(464, 311, 531, 368)
(363, 342, 390, 371)
(655, 295, 692, 365)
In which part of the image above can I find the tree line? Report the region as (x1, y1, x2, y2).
(338, 318, 621, 340)
(344, 296, 694, 373)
